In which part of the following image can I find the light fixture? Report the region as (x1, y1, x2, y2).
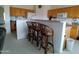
(38, 5, 42, 8)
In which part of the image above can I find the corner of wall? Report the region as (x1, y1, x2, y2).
(4, 6, 11, 34)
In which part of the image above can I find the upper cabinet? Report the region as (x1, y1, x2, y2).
(48, 5, 79, 18)
(10, 7, 19, 16)
(10, 7, 34, 16)
(19, 9, 26, 16)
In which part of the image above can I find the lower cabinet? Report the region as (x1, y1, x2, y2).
(70, 25, 78, 39)
(10, 21, 16, 32)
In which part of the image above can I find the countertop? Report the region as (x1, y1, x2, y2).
(26, 19, 63, 23)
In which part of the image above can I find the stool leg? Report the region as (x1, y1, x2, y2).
(28, 36, 30, 41)
(53, 44, 54, 53)
(39, 38, 42, 50)
(37, 40, 39, 47)
(44, 36, 48, 54)
(44, 48, 47, 54)
(28, 29, 32, 42)
(52, 38, 54, 53)
(28, 33, 31, 41)
(31, 38, 33, 44)
(31, 29, 35, 44)
(37, 31, 39, 47)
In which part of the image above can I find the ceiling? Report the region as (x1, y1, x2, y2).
(12, 5, 73, 10)
(10, 5, 35, 10)
(50, 5, 74, 9)
(0, 5, 76, 10)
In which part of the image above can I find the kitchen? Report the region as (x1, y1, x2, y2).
(8, 6, 66, 53)
(0, 5, 79, 54)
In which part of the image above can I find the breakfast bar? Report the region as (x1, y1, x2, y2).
(26, 20, 66, 53)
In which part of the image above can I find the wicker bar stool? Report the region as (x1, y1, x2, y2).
(31, 22, 39, 45)
(32, 22, 42, 47)
(27, 22, 35, 42)
(35, 23, 44, 47)
(34, 22, 40, 47)
(40, 25, 54, 54)
(27, 22, 54, 54)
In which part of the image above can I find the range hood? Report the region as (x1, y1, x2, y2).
(32, 5, 48, 20)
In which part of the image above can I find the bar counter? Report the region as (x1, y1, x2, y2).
(26, 19, 66, 53)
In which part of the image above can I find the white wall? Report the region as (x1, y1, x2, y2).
(10, 5, 35, 10)
(35, 5, 52, 18)
(4, 6, 11, 33)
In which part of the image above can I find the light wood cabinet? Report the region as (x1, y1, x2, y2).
(10, 7, 34, 16)
(48, 5, 79, 18)
(10, 7, 21, 16)
(10, 21, 16, 32)
(70, 25, 78, 39)
(63, 25, 78, 49)
(10, 7, 16, 16)
(20, 9, 26, 16)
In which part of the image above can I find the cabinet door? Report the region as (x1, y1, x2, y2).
(10, 7, 20, 16)
(70, 25, 78, 39)
(10, 7, 19, 16)
(10, 7, 34, 16)
(20, 9, 26, 16)
(72, 6, 79, 18)
(10, 7, 16, 16)
(11, 21, 16, 32)
(15, 8, 20, 16)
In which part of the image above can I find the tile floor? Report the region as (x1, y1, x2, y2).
(2, 33, 53, 54)
(62, 40, 79, 54)
(2, 33, 79, 54)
